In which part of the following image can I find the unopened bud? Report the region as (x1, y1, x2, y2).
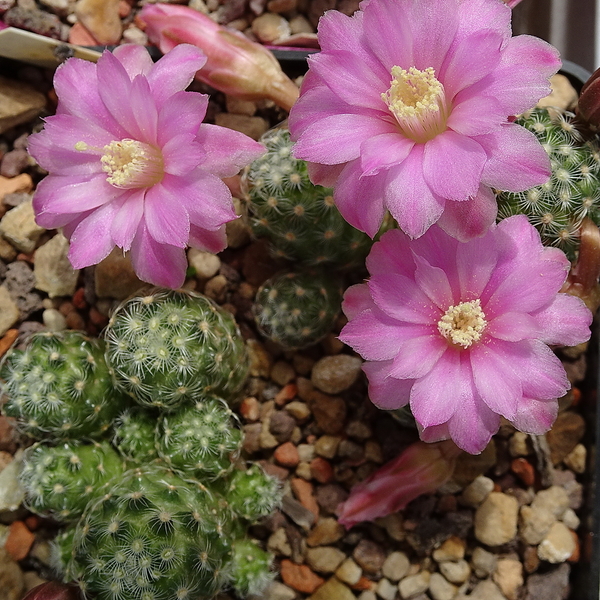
(578, 67, 600, 131)
(22, 582, 81, 600)
(139, 4, 299, 112)
(336, 440, 462, 528)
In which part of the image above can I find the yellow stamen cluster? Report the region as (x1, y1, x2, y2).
(382, 66, 449, 143)
(437, 299, 486, 349)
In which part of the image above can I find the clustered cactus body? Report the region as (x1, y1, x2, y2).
(20, 441, 125, 521)
(0, 289, 283, 600)
(1, 331, 121, 440)
(253, 269, 344, 350)
(497, 107, 600, 259)
(105, 289, 249, 409)
(244, 127, 375, 269)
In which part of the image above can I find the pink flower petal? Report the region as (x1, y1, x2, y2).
(510, 396, 558, 435)
(195, 123, 265, 177)
(486, 311, 540, 342)
(110, 190, 145, 252)
(306, 162, 345, 188)
(334, 160, 386, 237)
(68, 202, 118, 269)
(162, 134, 206, 176)
(157, 91, 209, 145)
(112, 44, 154, 78)
(410, 348, 463, 427)
(447, 385, 500, 454)
(470, 340, 522, 419)
(341, 284, 373, 320)
(440, 30, 503, 99)
(363, 360, 413, 410)
(388, 334, 447, 379)
(447, 94, 505, 137)
(455, 228, 499, 298)
(366, 229, 416, 279)
(33, 174, 121, 223)
(53, 58, 126, 138)
(171, 170, 237, 230)
(423, 130, 487, 201)
(144, 182, 190, 248)
(130, 221, 188, 288)
(532, 294, 592, 346)
(293, 114, 395, 166)
(147, 44, 207, 107)
(308, 49, 388, 111)
(436, 185, 497, 242)
(340, 307, 434, 362)
(368, 273, 440, 324)
(455, 0, 511, 42)
(360, 133, 415, 177)
(478, 123, 552, 191)
(384, 146, 446, 238)
(188, 223, 227, 253)
(406, 0, 459, 72)
(128, 75, 159, 144)
(361, 0, 413, 71)
(474, 35, 561, 115)
(413, 254, 454, 310)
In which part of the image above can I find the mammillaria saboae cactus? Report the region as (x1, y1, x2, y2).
(104, 289, 249, 409)
(253, 269, 343, 350)
(1, 331, 123, 439)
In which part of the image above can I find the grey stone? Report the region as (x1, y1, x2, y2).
(352, 539, 386, 574)
(471, 547, 497, 578)
(382, 551, 410, 582)
(398, 571, 430, 599)
(0, 200, 45, 253)
(376, 577, 398, 600)
(34, 233, 79, 297)
(0, 76, 46, 134)
(461, 475, 494, 507)
(0, 285, 19, 336)
(474, 493, 519, 546)
(524, 563, 570, 600)
(311, 354, 363, 394)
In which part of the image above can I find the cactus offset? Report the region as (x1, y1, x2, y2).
(20, 441, 125, 522)
(227, 463, 282, 522)
(229, 538, 274, 597)
(496, 107, 600, 259)
(157, 396, 242, 479)
(104, 289, 249, 410)
(1, 331, 122, 440)
(253, 269, 343, 350)
(244, 127, 376, 269)
(112, 408, 160, 464)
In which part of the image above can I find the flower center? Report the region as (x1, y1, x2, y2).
(97, 139, 164, 189)
(382, 66, 449, 143)
(437, 299, 486, 349)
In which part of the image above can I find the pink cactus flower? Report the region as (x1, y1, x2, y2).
(339, 216, 592, 454)
(337, 440, 462, 528)
(289, 0, 561, 241)
(139, 3, 299, 112)
(28, 44, 264, 288)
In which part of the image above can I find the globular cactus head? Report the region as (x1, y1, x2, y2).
(226, 464, 283, 522)
(20, 441, 125, 522)
(253, 269, 343, 350)
(112, 408, 159, 464)
(243, 127, 376, 269)
(104, 289, 249, 410)
(496, 107, 600, 259)
(157, 396, 242, 479)
(229, 538, 274, 598)
(1, 331, 123, 440)
(68, 466, 235, 600)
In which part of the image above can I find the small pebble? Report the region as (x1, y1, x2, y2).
(305, 546, 346, 573)
(306, 517, 344, 547)
(42, 308, 66, 331)
(438, 559, 471, 585)
(428, 572, 458, 600)
(474, 492, 519, 546)
(335, 558, 363, 586)
(398, 571, 430, 599)
(311, 354, 363, 394)
(382, 551, 410, 582)
(352, 539, 386, 575)
(461, 475, 494, 507)
(376, 577, 397, 600)
(537, 522, 576, 564)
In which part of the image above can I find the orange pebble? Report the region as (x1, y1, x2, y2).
(511, 457, 536, 487)
(274, 442, 300, 468)
(275, 383, 298, 406)
(291, 477, 319, 519)
(280, 559, 324, 594)
(5, 521, 35, 561)
(0, 329, 18, 359)
(68, 22, 100, 46)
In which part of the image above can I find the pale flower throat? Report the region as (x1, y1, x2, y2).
(75, 139, 164, 189)
(437, 299, 487, 349)
(382, 66, 449, 143)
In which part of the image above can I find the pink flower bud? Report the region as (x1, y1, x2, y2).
(503, 0, 524, 7)
(22, 582, 81, 600)
(139, 4, 299, 112)
(578, 67, 600, 130)
(336, 440, 463, 529)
